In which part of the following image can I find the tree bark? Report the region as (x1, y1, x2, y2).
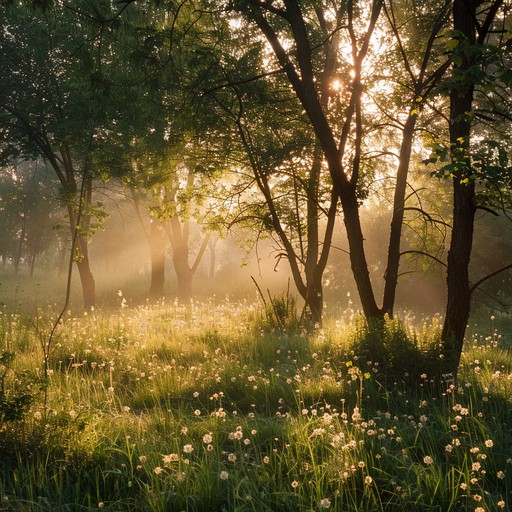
(75, 233, 96, 309)
(148, 221, 166, 299)
(382, 114, 417, 315)
(171, 236, 193, 302)
(302, 267, 324, 325)
(440, 0, 495, 377)
(165, 216, 209, 304)
(341, 190, 381, 318)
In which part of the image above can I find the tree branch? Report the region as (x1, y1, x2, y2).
(470, 263, 512, 294)
(400, 250, 447, 268)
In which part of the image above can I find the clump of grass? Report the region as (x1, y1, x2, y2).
(347, 314, 443, 388)
(250, 280, 301, 335)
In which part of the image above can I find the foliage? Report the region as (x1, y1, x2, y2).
(348, 314, 443, 387)
(256, 289, 301, 335)
(0, 351, 35, 423)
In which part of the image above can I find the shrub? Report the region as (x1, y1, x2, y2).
(0, 351, 35, 423)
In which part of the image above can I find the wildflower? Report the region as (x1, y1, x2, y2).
(311, 428, 326, 438)
(229, 430, 243, 440)
(194, 409, 201, 416)
(320, 498, 331, 508)
(484, 439, 493, 448)
(263, 456, 270, 464)
(154, 466, 163, 475)
(219, 471, 229, 480)
(497, 501, 505, 508)
(291, 481, 299, 489)
(98, 503, 104, 509)
(365, 476, 373, 485)
(445, 445, 453, 453)
(228, 453, 237, 462)
(475, 508, 484, 512)
(162, 454, 179, 465)
(193, 391, 199, 398)
(358, 461, 365, 468)
(473, 494, 482, 501)
(460, 483, 467, 490)
(181, 426, 188, 435)
(497, 471, 505, 479)
(33, 411, 42, 420)
(202, 434, 213, 444)
(183, 444, 194, 454)
(472, 462, 481, 472)
(423, 456, 434, 465)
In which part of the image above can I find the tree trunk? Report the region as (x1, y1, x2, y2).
(341, 190, 382, 318)
(382, 115, 417, 315)
(75, 235, 96, 309)
(14, 213, 26, 273)
(148, 221, 166, 299)
(173, 243, 193, 303)
(29, 249, 37, 277)
(440, 0, 482, 379)
(58, 245, 68, 276)
(442, 182, 475, 375)
(302, 270, 323, 326)
(68, 182, 96, 309)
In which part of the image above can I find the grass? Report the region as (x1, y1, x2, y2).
(0, 296, 511, 511)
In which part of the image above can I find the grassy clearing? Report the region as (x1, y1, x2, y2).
(0, 299, 511, 511)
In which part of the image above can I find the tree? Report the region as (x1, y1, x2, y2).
(0, 4, 115, 307)
(193, 16, 337, 323)
(439, 0, 511, 378)
(225, 0, 452, 320)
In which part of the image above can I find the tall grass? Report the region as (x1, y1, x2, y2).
(0, 301, 510, 511)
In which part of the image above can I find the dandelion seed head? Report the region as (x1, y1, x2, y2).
(320, 498, 331, 508)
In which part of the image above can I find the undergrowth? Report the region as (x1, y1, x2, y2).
(0, 302, 510, 511)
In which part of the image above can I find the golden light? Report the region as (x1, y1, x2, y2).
(331, 78, 342, 91)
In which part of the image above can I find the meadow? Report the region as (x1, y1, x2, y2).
(0, 290, 511, 511)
